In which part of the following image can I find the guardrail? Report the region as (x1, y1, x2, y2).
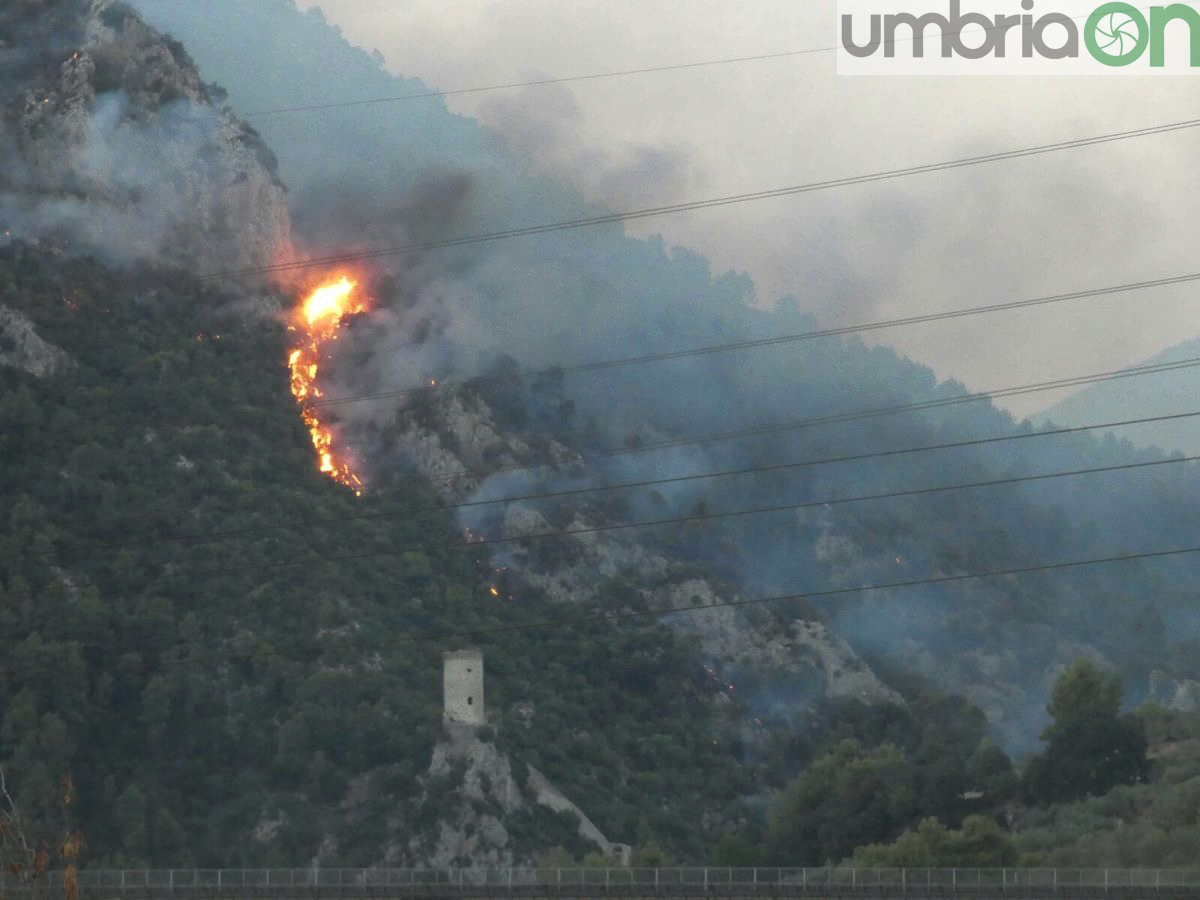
(10, 868, 1200, 890)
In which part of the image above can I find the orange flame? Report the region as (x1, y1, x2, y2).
(288, 275, 367, 494)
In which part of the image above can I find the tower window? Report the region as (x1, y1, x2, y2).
(467, 696, 473, 705)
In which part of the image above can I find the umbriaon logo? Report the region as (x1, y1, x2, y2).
(839, 0, 1200, 66)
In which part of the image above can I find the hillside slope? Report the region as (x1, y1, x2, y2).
(113, 0, 1200, 745)
(6, 0, 1200, 871)
(0, 245, 758, 866)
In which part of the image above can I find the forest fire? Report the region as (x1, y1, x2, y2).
(288, 275, 368, 494)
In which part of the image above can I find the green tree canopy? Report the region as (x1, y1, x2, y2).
(765, 740, 917, 865)
(851, 815, 1017, 867)
(1022, 658, 1150, 804)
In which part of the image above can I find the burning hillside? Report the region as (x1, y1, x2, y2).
(288, 275, 369, 493)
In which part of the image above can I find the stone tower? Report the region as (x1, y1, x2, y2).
(443, 649, 485, 726)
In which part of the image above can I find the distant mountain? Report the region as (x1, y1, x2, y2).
(7, 0, 1200, 873)
(1034, 338, 1200, 455)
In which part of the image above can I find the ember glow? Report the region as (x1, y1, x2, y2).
(288, 275, 367, 494)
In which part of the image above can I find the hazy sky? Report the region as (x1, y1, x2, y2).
(308, 0, 1200, 416)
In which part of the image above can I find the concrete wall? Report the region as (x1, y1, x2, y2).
(443, 649, 484, 726)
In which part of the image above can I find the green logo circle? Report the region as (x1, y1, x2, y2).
(1085, 2, 1149, 65)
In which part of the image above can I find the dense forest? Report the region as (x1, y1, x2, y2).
(3, 247, 1198, 871)
(123, 0, 1200, 755)
(0, 246, 751, 865)
(5, 0, 1200, 876)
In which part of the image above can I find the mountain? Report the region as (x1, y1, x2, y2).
(4, 0, 1200, 873)
(0, 238, 1002, 867)
(0, 0, 291, 271)
(122, 0, 1200, 745)
(0, 244, 759, 867)
(1034, 338, 1200, 456)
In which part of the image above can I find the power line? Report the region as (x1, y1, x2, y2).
(309, 269, 1200, 409)
(201, 117, 1200, 281)
(66, 544, 1200, 667)
(422, 355, 1200, 487)
(51, 354, 1200, 539)
(47, 409, 1200, 560)
(12, 452, 1196, 605)
(391, 543, 1200, 646)
(193, 453, 1197, 579)
(20, 452, 1169, 603)
(11, 453, 1200, 628)
(15, 542, 1193, 735)
(243, 49, 825, 118)
(240, 2, 1195, 119)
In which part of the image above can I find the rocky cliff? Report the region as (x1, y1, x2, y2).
(384, 387, 899, 726)
(388, 723, 618, 868)
(0, 0, 292, 274)
(0, 305, 71, 377)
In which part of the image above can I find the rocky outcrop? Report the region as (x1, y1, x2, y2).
(0, 305, 71, 376)
(1149, 670, 1200, 713)
(408, 725, 525, 867)
(399, 723, 614, 867)
(394, 391, 580, 502)
(0, 0, 292, 274)
(390, 388, 898, 725)
(651, 578, 901, 707)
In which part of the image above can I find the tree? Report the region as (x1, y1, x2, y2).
(0, 767, 81, 900)
(965, 739, 1019, 805)
(851, 815, 1016, 867)
(537, 846, 577, 868)
(765, 740, 917, 865)
(628, 842, 672, 867)
(711, 834, 760, 867)
(1021, 658, 1150, 804)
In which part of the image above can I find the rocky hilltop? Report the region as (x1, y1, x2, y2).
(0, 0, 291, 273)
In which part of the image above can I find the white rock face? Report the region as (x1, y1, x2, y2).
(390, 388, 898, 720)
(791, 620, 903, 704)
(1149, 670, 1200, 712)
(393, 391, 574, 502)
(652, 579, 901, 706)
(426, 728, 525, 816)
(0, 0, 292, 274)
(0, 305, 71, 377)
(401, 724, 613, 867)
